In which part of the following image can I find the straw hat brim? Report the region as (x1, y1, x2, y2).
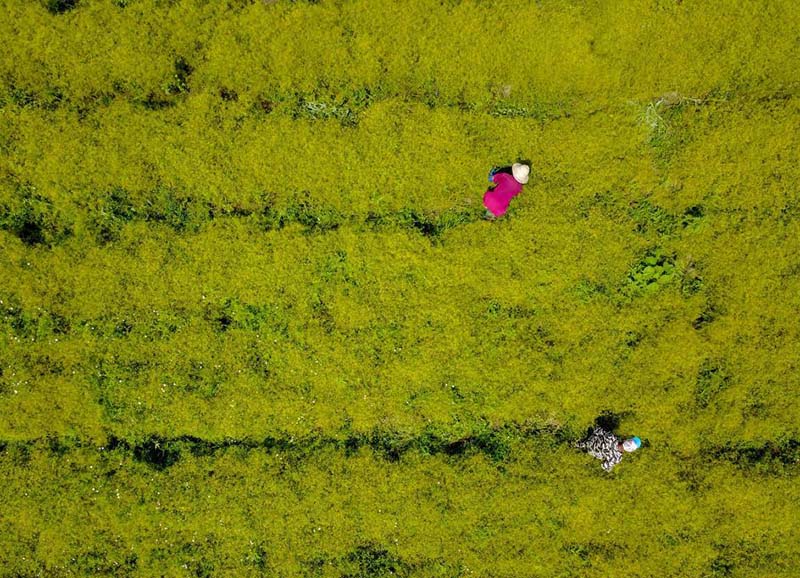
(512, 163, 530, 184)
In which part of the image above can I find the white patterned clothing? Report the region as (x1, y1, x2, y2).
(576, 427, 624, 471)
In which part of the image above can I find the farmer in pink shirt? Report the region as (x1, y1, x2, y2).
(483, 162, 530, 219)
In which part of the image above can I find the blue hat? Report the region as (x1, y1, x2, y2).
(622, 437, 641, 452)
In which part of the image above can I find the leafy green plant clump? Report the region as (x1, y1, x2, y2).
(624, 249, 678, 295)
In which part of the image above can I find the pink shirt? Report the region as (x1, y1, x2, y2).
(483, 173, 522, 217)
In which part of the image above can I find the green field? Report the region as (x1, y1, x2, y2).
(1, 0, 799, 576)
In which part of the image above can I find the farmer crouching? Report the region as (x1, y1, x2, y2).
(576, 427, 641, 472)
(483, 162, 530, 219)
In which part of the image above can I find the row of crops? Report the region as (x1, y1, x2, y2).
(2, 0, 799, 576)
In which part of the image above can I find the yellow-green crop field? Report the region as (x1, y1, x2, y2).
(1, 0, 799, 576)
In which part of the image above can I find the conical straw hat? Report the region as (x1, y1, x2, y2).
(512, 163, 530, 184)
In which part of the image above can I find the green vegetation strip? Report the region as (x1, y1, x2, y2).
(2, 430, 798, 472)
(0, 190, 484, 246)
